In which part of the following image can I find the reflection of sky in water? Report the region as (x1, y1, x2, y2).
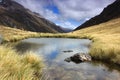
(15, 38, 120, 80)
(22, 38, 91, 60)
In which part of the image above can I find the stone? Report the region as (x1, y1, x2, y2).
(64, 57, 71, 62)
(64, 53, 92, 64)
(63, 50, 73, 53)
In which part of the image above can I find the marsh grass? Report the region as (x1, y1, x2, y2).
(0, 45, 44, 80)
(0, 18, 120, 65)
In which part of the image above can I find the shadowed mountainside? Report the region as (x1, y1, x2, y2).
(0, 0, 65, 33)
(75, 0, 120, 30)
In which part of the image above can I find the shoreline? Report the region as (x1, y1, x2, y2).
(0, 20, 120, 67)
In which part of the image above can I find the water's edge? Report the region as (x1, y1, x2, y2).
(7, 38, 120, 80)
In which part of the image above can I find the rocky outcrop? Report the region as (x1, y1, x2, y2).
(75, 0, 120, 30)
(0, 0, 65, 33)
(64, 53, 92, 64)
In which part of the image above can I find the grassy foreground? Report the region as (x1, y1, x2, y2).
(0, 45, 44, 80)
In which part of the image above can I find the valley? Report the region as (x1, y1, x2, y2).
(0, 0, 120, 80)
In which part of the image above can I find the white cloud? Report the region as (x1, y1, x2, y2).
(54, 0, 115, 21)
(56, 21, 76, 29)
(44, 9, 59, 21)
(15, 0, 60, 21)
(14, 0, 115, 28)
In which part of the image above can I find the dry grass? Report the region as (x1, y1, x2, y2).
(0, 25, 80, 42)
(0, 26, 37, 42)
(71, 18, 120, 65)
(0, 18, 120, 65)
(0, 45, 44, 80)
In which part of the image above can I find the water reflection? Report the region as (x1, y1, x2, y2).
(15, 42, 44, 53)
(13, 38, 120, 80)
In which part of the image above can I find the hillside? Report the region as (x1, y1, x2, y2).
(0, 0, 65, 33)
(75, 0, 120, 30)
(71, 17, 120, 65)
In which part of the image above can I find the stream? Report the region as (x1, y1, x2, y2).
(13, 38, 120, 80)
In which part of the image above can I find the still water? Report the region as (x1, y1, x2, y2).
(14, 38, 120, 80)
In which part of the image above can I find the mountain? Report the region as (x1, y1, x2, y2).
(0, 0, 65, 33)
(61, 27, 72, 33)
(75, 0, 120, 30)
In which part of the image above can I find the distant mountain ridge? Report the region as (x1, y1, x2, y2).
(0, 0, 65, 33)
(75, 0, 120, 30)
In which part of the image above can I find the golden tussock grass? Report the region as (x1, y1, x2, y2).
(71, 18, 120, 65)
(0, 26, 37, 42)
(0, 45, 44, 80)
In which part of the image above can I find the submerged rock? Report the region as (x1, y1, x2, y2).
(63, 50, 73, 53)
(64, 53, 92, 64)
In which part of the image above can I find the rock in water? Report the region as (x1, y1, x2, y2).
(64, 53, 92, 64)
(63, 50, 73, 53)
(64, 57, 71, 62)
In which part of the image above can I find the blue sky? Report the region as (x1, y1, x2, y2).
(16, 0, 115, 29)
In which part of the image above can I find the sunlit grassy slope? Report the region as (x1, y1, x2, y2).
(0, 25, 38, 42)
(0, 25, 80, 42)
(71, 18, 120, 64)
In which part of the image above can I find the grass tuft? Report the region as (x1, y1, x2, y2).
(0, 45, 44, 80)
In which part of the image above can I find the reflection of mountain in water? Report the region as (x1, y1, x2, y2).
(15, 42, 44, 53)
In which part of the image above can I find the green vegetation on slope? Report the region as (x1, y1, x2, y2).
(0, 45, 44, 80)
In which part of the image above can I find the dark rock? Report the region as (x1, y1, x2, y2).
(64, 53, 92, 64)
(63, 50, 73, 53)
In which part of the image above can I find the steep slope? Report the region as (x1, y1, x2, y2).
(0, 0, 65, 33)
(75, 0, 120, 30)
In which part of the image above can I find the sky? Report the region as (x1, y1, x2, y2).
(15, 0, 115, 29)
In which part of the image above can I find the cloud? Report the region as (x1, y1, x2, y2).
(56, 21, 77, 29)
(15, 0, 60, 21)
(14, 0, 115, 29)
(53, 0, 115, 21)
